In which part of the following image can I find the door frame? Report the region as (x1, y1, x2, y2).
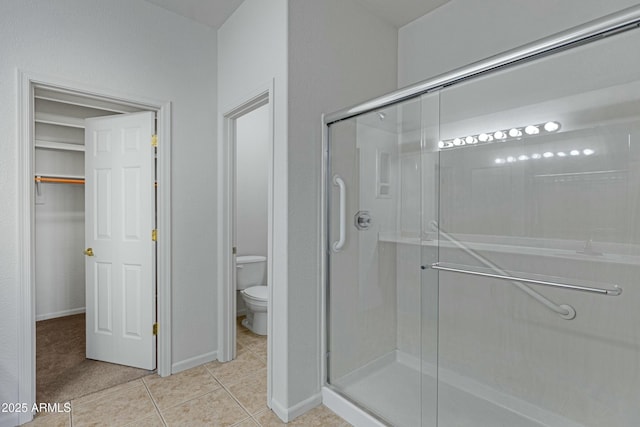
(218, 81, 274, 403)
(17, 70, 172, 424)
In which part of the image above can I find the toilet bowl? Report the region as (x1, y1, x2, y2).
(241, 285, 268, 335)
(236, 255, 268, 336)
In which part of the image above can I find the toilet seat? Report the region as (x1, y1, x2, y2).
(242, 285, 268, 302)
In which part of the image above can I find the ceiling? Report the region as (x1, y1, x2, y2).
(353, 0, 450, 28)
(143, 0, 450, 30)
(143, 0, 245, 29)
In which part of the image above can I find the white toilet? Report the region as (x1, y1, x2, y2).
(236, 255, 268, 335)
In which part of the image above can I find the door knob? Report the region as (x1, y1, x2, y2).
(84, 247, 94, 257)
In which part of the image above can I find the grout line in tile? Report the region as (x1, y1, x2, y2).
(229, 414, 254, 426)
(204, 362, 265, 389)
(141, 378, 168, 427)
(158, 387, 215, 412)
(144, 368, 222, 412)
(217, 379, 252, 414)
(251, 408, 270, 426)
(160, 385, 252, 426)
(212, 369, 264, 419)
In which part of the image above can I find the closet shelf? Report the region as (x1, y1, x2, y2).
(35, 112, 85, 129)
(35, 140, 85, 152)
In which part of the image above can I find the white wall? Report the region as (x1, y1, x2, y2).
(398, 0, 640, 87)
(34, 148, 85, 320)
(0, 1, 216, 424)
(35, 182, 86, 320)
(218, 0, 398, 419)
(287, 0, 398, 415)
(236, 105, 270, 257)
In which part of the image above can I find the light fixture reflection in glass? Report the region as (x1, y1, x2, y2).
(438, 141, 445, 149)
(494, 131, 507, 139)
(544, 121, 560, 132)
(524, 125, 539, 135)
(478, 133, 492, 142)
(439, 120, 561, 151)
(494, 148, 593, 166)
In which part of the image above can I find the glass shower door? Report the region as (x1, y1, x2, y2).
(327, 95, 438, 427)
(435, 27, 640, 426)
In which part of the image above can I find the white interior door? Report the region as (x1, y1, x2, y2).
(84, 111, 156, 370)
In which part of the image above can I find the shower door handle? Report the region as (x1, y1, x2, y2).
(332, 175, 346, 252)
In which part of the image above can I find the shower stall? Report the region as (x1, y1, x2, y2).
(323, 6, 640, 427)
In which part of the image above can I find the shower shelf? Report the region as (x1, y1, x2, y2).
(377, 232, 640, 266)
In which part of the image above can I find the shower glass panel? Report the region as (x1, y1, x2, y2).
(327, 95, 439, 427)
(436, 28, 640, 426)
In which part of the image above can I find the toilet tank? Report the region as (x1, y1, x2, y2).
(236, 256, 267, 290)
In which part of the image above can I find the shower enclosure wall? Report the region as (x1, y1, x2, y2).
(324, 7, 640, 427)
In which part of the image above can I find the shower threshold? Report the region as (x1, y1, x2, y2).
(326, 351, 584, 427)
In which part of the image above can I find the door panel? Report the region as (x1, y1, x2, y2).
(85, 111, 156, 370)
(436, 28, 640, 427)
(327, 98, 429, 427)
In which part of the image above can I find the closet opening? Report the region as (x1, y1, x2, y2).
(18, 74, 172, 424)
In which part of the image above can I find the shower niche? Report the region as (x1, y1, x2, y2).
(325, 18, 640, 427)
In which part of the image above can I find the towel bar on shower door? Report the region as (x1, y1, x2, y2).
(430, 263, 622, 296)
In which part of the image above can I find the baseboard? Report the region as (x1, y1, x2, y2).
(171, 351, 217, 374)
(270, 392, 322, 423)
(36, 307, 85, 321)
(0, 413, 17, 427)
(0, 412, 19, 427)
(270, 398, 289, 422)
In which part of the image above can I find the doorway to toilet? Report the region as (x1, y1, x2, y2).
(218, 83, 274, 405)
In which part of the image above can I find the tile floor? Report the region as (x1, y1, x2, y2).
(26, 318, 350, 426)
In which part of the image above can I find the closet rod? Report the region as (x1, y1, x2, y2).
(35, 176, 85, 185)
(34, 176, 158, 187)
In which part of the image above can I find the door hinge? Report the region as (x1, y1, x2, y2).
(152, 229, 158, 241)
(153, 323, 159, 335)
(232, 246, 237, 255)
(151, 134, 158, 147)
